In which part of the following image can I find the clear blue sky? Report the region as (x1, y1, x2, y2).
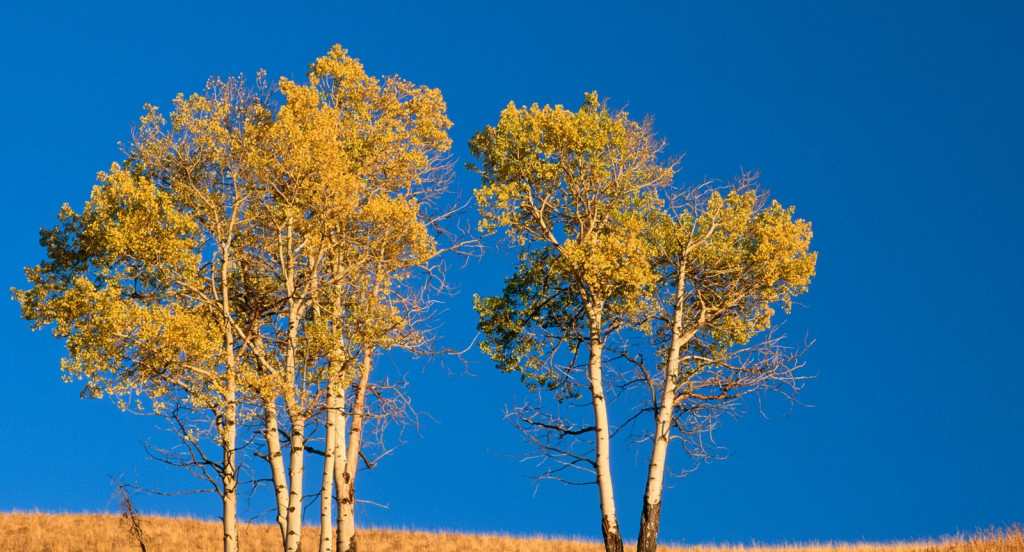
(2, 0, 1022, 545)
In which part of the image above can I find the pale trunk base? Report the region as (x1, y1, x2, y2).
(636, 266, 687, 552)
(222, 492, 238, 552)
(220, 387, 238, 552)
(319, 390, 341, 552)
(337, 485, 356, 552)
(263, 405, 289, 547)
(588, 306, 621, 552)
(336, 348, 371, 552)
(333, 419, 348, 549)
(284, 415, 305, 552)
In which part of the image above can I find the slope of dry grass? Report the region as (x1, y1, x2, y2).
(1, 512, 1020, 552)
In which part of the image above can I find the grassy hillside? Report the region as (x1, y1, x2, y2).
(1, 512, 1020, 552)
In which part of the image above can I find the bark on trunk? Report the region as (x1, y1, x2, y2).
(586, 305, 623, 552)
(636, 499, 662, 552)
(219, 249, 239, 552)
(336, 473, 356, 552)
(261, 393, 309, 552)
(637, 265, 688, 552)
(318, 384, 340, 552)
(636, 391, 674, 552)
(282, 227, 305, 552)
(222, 485, 238, 552)
(220, 379, 239, 552)
(336, 347, 373, 552)
(320, 264, 347, 552)
(333, 392, 348, 547)
(284, 410, 306, 552)
(264, 402, 289, 547)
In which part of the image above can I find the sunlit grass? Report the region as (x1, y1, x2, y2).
(0, 512, 1020, 552)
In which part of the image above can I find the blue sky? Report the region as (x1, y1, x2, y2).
(2, 0, 1022, 545)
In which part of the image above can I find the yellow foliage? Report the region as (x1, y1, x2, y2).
(14, 44, 453, 414)
(661, 186, 816, 348)
(471, 92, 671, 307)
(471, 93, 674, 395)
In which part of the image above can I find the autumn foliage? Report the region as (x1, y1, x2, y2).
(10, 44, 847, 552)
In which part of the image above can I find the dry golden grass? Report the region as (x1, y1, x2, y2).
(0, 512, 1020, 552)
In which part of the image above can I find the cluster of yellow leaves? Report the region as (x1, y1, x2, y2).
(291, 46, 448, 357)
(471, 92, 670, 304)
(90, 165, 202, 279)
(309, 45, 451, 191)
(559, 212, 659, 314)
(17, 174, 222, 407)
(471, 93, 674, 391)
(665, 188, 816, 348)
(471, 93, 816, 397)
(15, 44, 453, 418)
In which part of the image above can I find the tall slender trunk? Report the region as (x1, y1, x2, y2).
(264, 401, 289, 547)
(333, 390, 348, 547)
(586, 304, 623, 552)
(221, 374, 239, 552)
(331, 307, 350, 547)
(281, 217, 306, 552)
(638, 265, 694, 552)
(258, 370, 306, 552)
(318, 377, 341, 552)
(220, 247, 239, 552)
(315, 271, 335, 552)
(284, 408, 306, 552)
(336, 347, 373, 552)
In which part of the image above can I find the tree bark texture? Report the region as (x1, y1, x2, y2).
(284, 411, 306, 552)
(220, 378, 239, 552)
(318, 383, 341, 552)
(263, 403, 289, 547)
(333, 398, 349, 549)
(219, 246, 239, 552)
(637, 266, 688, 552)
(636, 499, 663, 552)
(587, 306, 623, 552)
(282, 235, 306, 552)
(336, 347, 373, 552)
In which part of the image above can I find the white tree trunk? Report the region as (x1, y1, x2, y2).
(281, 236, 305, 552)
(333, 390, 349, 549)
(586, 306, 623, 552)
(284, 410, 306, 552)
(219, 251, 239, 552)
(336, 348, 372, 552)
(638, 265, 695, 552)
(263, 402, 289, 547)
(318, 383, 340, 552)
(221, 377, 239, 552)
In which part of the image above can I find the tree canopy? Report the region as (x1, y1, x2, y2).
(15, 44, 458, 552)
(471, 95, 816, 552)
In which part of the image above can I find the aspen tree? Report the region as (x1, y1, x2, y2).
(19, 45, 457, 552)
(241, 70, 355, 552)
(243, 45, 453, 552)
(15, 74, 271, 552)
(635, 179, 816, 552)
(471, 93, 673, 552)
(302, 46, 452, 552)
